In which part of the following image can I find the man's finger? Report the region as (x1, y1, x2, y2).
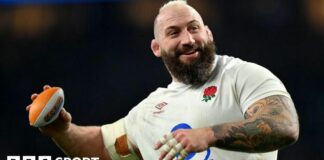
(174, 143, 183, 152)
(158, 150, 168, 160)
(43, 85, 51, 90)
(60, 108, 71, 122)
(165, 148, 177, 160)
(31, 93, 38, 101)
(180, 149, 188, 158)
(176, 154, 186, 160)
(161, 143, 171, 152)
(164, 142, 183, 160)
(168, 138, 177, 147)
(155, 133, 173, 149)
(26, 105, 31, 111)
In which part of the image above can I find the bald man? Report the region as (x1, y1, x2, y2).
(27, 1, 299, 160)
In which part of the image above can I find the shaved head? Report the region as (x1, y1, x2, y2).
(153, 0, 204, 39)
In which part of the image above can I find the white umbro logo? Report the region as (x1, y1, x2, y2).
(153, 102, 168, 114)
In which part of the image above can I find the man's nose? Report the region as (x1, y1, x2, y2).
(180, 31, 195, 47)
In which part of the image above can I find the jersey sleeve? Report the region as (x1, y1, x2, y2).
(123, 105, 141, 146)
(235, 62, 291, 113)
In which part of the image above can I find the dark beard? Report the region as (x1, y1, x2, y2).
(161, 41, 216, 86)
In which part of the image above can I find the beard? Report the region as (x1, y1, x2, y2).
(161, 41, 216, 86)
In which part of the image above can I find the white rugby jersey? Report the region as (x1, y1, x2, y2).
(102, 55, 290, 160)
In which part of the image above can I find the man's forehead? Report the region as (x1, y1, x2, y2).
(156, 5, 203, 29)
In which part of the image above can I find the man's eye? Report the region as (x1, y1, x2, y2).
(189, 25, 200, 32)
(169, 31, 178, 35)
(168, 31, 179, 37)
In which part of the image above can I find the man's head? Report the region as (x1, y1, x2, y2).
(151, 0, 216, 85)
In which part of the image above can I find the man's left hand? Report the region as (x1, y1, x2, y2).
(154, 128, 215, 160)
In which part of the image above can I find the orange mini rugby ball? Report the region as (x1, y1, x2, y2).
(29, 87, 64, 127)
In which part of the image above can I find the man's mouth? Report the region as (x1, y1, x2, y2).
(182, 50, 197, 55)
(179, 49, 200, 63)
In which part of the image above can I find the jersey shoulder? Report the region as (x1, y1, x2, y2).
(212, 54, 273, 78)
(209, 54, 247, 80)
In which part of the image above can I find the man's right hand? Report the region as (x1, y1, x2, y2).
(26, 85, 72, 138)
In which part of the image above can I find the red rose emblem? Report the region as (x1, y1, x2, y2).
(202, 86, 217, 102)
(204, 86, 217, 96)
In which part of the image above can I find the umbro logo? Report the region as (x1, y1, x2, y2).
(153, 102, 168, 114)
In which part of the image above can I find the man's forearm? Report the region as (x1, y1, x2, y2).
(211, 117, 296, 152)
(51, 124, 110, 159)
(211, 95, 299, 152)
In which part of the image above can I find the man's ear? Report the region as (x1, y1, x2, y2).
(205, 25, 214, 42)
(151, 39, 161, 57)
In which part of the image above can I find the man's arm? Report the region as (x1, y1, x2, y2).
(212, 95, 299, 152)
(155, 95, 299, 159)
(50, 123, 110, 159)
(26, 106, 110, 159)
(27, 85, 142, 160)
(27, 85, 110, 159)
(37, 109, 141, 160)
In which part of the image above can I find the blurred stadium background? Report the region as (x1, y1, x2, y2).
(0, 0, 323, 159)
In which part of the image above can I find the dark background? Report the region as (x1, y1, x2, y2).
(1, 0, 323, 159)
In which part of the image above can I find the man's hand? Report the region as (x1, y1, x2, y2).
(154, 128, 215, 160)
(26, 85, 72, 138)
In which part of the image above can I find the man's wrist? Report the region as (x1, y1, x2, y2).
(206, 127, 217, 147)
(50, 123, 73, 140)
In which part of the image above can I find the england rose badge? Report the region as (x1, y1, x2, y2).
(202, 86, 217, 102)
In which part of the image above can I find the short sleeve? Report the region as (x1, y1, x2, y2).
(123, 105, 141, 146)
(235, 62, 290, 113)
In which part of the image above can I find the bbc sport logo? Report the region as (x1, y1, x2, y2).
(6, 156, 99, 160)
